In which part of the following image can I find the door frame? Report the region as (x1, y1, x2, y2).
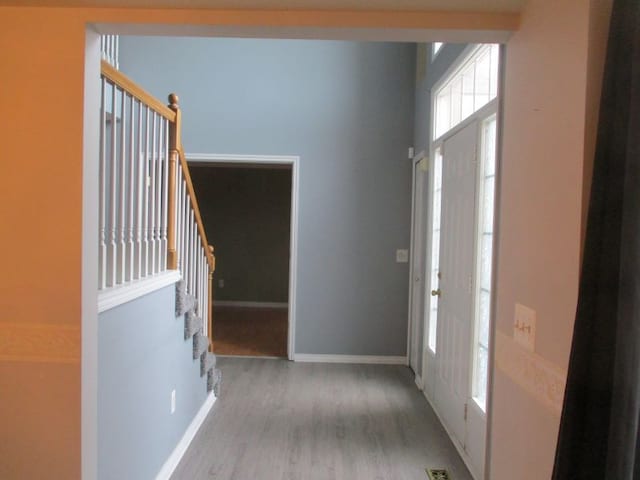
(186, 153, 300, 361)
(419, 44, 502, 480)
(407, 150, 429, 387)
(422, 102, 498, 480)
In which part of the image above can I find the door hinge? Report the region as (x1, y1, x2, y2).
(464, 403, 468, 421)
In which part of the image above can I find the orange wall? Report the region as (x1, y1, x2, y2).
(0, 3, 609, 478)
(0, 9, 86, 479)
(490, 0, 610, 478)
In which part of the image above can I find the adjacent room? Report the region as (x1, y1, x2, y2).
(190, 163, 292, 358)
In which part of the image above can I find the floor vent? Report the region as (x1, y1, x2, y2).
(426, 469, 451, 480)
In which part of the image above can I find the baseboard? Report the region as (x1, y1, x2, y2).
(155, 392, 217, 480)
(293, 354, 407, 365)
(215, 301, 288, 309)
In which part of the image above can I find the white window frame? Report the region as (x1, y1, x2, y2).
(432, 42, 444, 59)
(432, 43, 500, 142)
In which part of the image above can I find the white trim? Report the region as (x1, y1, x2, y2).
(186, 153, 300, 362)
(215, 301, 288, 309)
(422, 389, 480, 480)
(415, 373, 424, 391)
(155, 392, 217, 480)
(82, 29, 101, 480)
(293, 354, 408, 365)
(98, 270, 181, 313)
(216, 354, 284, 360)
(186, 153, 299, 165)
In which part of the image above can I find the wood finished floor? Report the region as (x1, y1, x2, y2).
(171, 358, 473, 480)
(213, 307, 288, 357)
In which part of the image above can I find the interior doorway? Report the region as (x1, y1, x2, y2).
(187, 154, 300, 360)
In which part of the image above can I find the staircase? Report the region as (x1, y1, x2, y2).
(97, 58, 221, 398)
(176, 280, 221, 395)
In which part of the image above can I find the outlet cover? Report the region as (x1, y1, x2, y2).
(514, 303, 536, 352)
(396, 249, 409, 263)
(218, 279, 224, 288)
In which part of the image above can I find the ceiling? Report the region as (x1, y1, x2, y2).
(0, 0, 527, 12)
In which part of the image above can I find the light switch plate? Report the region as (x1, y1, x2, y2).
(396, 249, 409, 263)
(514, 303, 536, 352)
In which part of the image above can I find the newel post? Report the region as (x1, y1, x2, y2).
(167, 93, 181, 270)
(208, 245, 215, 351)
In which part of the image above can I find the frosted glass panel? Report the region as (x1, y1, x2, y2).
(473, 346, 488, 410)
(482, 177, 495, 232)
(474, 50, 491, 111)
(450, 78, 463, 126)
(472, 114, 497, 413)
(478, 290, 490, 347)
(428, 149, 443, 353)
(433, 44, 500, 140)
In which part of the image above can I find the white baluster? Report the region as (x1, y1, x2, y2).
(191, 217, 198, 295)
(175, 165, 182, 271)
(142, 106, 150, 277)
(182, 179, 189, 281)
(127, 95, 136, 282)
(185, 207, 192, 294)
(201, 252, 206, 328)
(203, 260, 209, 337)
(175, 167, 183, 272)
(160, 118, 169, 271)
(117, 89, 127, 285)
(149, 112, 157, 274)
(114, 35, 119, 70)
(189, 211, 196, 295)
(154, 117, 163, 274)
(99, 78, 107, 289)
(108, 84, 118, 287)
(134, 102, 144, 280)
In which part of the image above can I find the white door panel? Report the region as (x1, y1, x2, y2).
(434, 121, 477, 460)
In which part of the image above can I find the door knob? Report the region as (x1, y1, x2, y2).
(431, 289, 441, 297)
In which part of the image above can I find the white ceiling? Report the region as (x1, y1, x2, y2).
(0, 0, 527, 12)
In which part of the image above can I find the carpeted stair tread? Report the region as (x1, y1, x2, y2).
(201, 352, 217, 377)
(193, 333, 209, 360)
(175, 280, 197, 317)
(207, 367, 222, 396)
(185, 310, 202, 340)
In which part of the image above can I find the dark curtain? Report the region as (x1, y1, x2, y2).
(552, 0, 640, 478)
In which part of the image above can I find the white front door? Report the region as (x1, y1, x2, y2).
(432, 121, 478, 462)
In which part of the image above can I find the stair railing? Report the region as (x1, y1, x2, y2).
(99, 60, 215, 346)
(167, 94, 216, 341)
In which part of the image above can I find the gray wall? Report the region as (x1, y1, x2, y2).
(190, 165, 292, 303)
(120, 37, 416, 356)
(98, 284, 207, 480)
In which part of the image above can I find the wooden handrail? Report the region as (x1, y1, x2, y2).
(177, 148, 215, 271)
(100, 60, 176, 122)
(166, 94, 215, 272)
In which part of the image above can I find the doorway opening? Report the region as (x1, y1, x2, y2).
(188, 154, 299, 360)
(408, 43, 501, 480)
